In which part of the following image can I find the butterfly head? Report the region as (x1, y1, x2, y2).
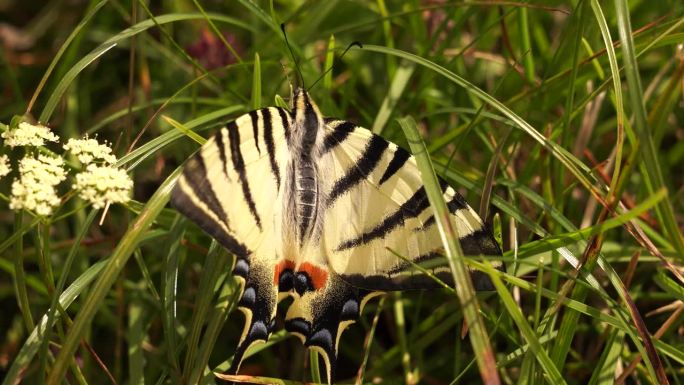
(291, 88, 324, 153)
(292, 88, 321, 116)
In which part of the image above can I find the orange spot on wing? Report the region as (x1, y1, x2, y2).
(273, 260, 295, 284)
(299, 262, 329, 290)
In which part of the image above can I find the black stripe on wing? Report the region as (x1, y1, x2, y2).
(226, 121, 262, 230)
(418, 185, 469, 230)
(328, 134, 389, 204)
(335, 179, 448, 251)
(378, 146, 410, 185)
(340, 229, 502, 291)
(460, 227, 502, 257)
(341, 270, 455, 291)
(170, 176, 250, 259)
(262, 108, 282, 190)
(278, 107, 292, 145)
(248, 110, 261, 155)
(214, 126, 232, 182)
(322, 120, 355, 154)
(176, 153, 230, 229)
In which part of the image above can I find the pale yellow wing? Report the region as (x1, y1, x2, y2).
(320, 119, 501, 291)
(171, 107, 292, 373)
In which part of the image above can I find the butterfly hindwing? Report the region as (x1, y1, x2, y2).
(321, 119, 502, 291)
(283, 274, 376, 385)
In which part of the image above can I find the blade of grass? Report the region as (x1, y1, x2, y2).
(38, 210, 98, 385)
(39, 13, 253, 122)
(518, 6, 535, 83)
(161, 215, 186, 384)
(2, 259, 109, 385)
(397, 116, 500, 385)
(184, 244, 230, 382)
(355, 296, 386, 385)
(127, 298, 145, 385)
(393, 293, 414, 384)
(310, 351, 322, 384)
(614, 0, 684, 260)
(46, 167, 182, 384)
(188, 270, 239, 385)
(484, 261, 566, 385)
(25, 0, 107, 114)
(323, 35, 335, 90)
(252, 53, 261, 109)
(161, 115, 207, 146)
(12, 212, 34, 332)
(361, 44, 604, 207)
(372, 62, 414, 135)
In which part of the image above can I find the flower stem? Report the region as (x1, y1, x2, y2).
(13, 211, 35, 331)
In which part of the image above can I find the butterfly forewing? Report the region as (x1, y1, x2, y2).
(320, 119, 499, 291)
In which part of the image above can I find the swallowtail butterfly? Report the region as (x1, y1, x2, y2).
(171, 88, 502, 383)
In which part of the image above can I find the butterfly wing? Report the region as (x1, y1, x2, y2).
(170, 107, 292, 373)
(320, 119, 502, 292)
(286, 118, 502, 384)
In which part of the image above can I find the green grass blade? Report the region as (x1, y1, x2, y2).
(189, 272, 239, 385)
(481, 261, 566, 385)
(127, 298, 145, 385)
(26, 0, 107, 114)
(252, 52, 262, 109)
(39, 13, 253, 122)
(162, 115, 207, 145)
(323, 35, 335, 90)
(614, 0, 684, 260)
(361, 44, 602, 202)
(184, 244, 230, 382)
(397, 116, 500, 385)
(46, 167, 182, 384)
(161, 215, 186, 383)
(38, 209, 98, 384)
(371, 62, 414, 135)
(2, 259, 108, 385)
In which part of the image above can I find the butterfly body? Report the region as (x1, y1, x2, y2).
(171, 88, 501, 384)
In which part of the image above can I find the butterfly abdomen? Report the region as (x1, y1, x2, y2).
(294, 160, 321, 240)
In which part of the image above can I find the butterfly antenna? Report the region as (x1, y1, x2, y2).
(281, 23, 305, 89)
(308, 41, 363, 91)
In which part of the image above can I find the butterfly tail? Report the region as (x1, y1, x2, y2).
(285, 274, 376, 384)
(228, 258, 278, 374)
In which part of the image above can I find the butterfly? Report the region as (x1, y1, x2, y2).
(170, 88, 502, 384)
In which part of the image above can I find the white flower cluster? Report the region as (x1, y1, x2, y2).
(9, 155, 66, 216)
(1, 122, 59, 147)
(0, 155, 10, 178)
(63, 137, 117, 164)
(1, 122, 135, 216)
(73, 164, 133, 209)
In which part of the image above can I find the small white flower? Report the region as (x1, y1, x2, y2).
(9, 154, 66, 216)
(18, 154, 67, 186)
(73, 164, 133, 209)
(2, 122, 59, 148)
(63, 136, 117, 165)
(10, 179, 62, 216)
(0, 155, 10, 178)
